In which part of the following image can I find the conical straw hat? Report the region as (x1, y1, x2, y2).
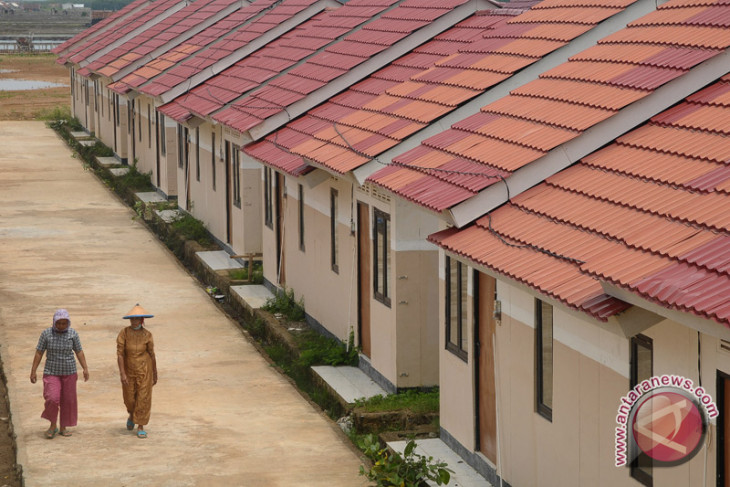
(123, 304, 154, 319)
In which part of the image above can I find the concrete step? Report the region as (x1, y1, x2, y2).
(387, 438, 493, 487)
(312, 365, 388, 404)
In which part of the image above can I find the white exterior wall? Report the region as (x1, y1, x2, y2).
(439, 266, 729, 486)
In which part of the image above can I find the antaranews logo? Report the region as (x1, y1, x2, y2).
(615, 375, 717, 467)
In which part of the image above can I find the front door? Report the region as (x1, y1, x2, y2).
(357, 202, 371, 357)
(476, 272, 498, 464)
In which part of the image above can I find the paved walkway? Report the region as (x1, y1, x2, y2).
(0, 122, 367, 487)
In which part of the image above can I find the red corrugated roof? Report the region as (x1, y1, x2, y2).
(429, 74, 730, 326)
(54, 0, 150, 58)
(248, 0, 653, 176)
(64, 0, 184, 67)
(213, 0, 473, 133)
(110, 0, 315, 96)
(368, 0, 730, 213)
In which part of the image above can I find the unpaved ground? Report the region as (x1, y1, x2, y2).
(0, 54, 69, 121)
(0, 122, 369, 486)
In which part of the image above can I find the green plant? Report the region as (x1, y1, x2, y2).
(229, 262, 263, 284)
(247, 317, 266, 340)
(114, 164, 153, 193)
(262, 287, 305, 321)
(46, 109, 83, 131)
(171, 213, 212, 246)
(38, 105, 72, 122)
(296, 329, 358, 367)
(359, 435, 452, 486)
(354, 389, 439, 415)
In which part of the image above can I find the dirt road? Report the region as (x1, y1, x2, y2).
(0, 121, 367, 486)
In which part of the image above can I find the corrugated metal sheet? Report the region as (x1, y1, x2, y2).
(214, 0, 473, 132)
(369, 0, 730, 226)
(426, 74, 730, 327)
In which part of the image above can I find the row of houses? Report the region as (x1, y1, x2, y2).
(54, 0, 730, 485)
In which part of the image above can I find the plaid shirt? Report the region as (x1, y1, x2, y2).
(36, 327, 82, 376)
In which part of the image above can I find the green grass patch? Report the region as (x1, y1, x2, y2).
(170, 213, 212, 246)
(229, 262, 263, 284)
(295, 329, 358, 368)
(114, 164, 154, 193)
(354, 389, 439, 415)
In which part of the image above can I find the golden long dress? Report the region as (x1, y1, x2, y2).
(117, 326, 155, 425)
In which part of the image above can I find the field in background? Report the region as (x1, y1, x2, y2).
(0, 54, 70, 121)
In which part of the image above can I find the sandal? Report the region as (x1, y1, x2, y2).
(59, 430, 72, 437)
(126, 418, 134, 431)
(137, 429, 147, 439)
(45, 428, 58, 439)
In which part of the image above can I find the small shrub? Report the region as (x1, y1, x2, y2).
(171, 213, 212, 246)
(359, 435, 452, 487)
(247, 317, 266, 340)
(262, 287, 305, 321)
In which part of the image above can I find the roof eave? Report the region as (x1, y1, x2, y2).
(602, 282, 730, 341)
(441, 247, 631, 337)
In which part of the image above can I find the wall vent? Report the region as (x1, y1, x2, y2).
(720, 339, 730, 354)
(363, 182, 391, 203)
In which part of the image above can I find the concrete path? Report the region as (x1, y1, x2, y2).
(0, 122, 368, 487)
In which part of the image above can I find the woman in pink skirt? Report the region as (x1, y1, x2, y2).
(29, 309, 89, 438)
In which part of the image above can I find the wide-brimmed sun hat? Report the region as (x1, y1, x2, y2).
(123, 304, 154, 319)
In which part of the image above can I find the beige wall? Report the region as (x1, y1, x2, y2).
(125, 96, 157, 176)
(270, 175, 358, 342)
(439, 269, 726, 486)
(158, 115, 177, 197)
(185, 123, 225, 243)
(260, 175, 439, 388)
(96, 84, 116, 152)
